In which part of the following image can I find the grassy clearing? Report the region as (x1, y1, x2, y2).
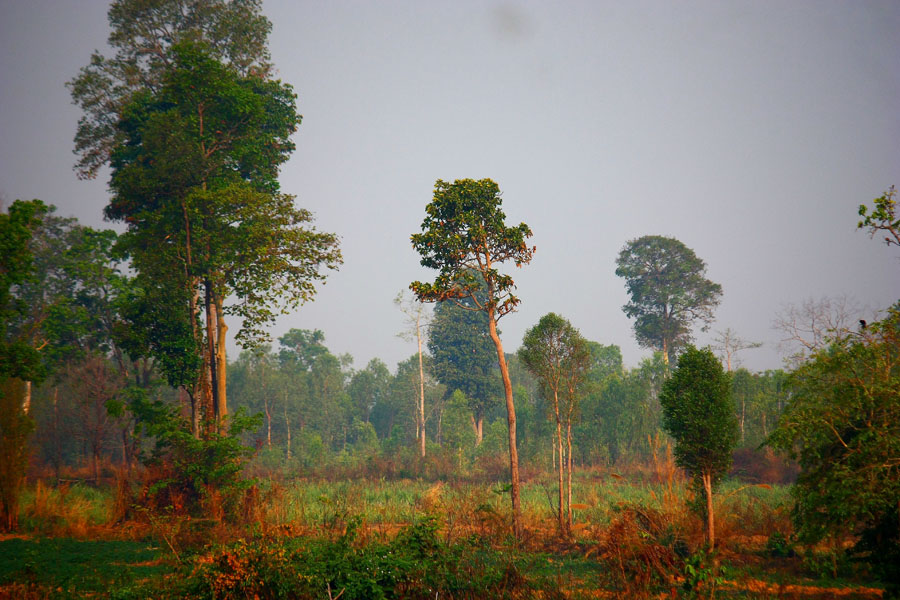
(0, 537, 167, 598)
(4, 474, 883, 599)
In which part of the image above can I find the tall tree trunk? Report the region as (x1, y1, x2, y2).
(22, 381, 31, 415)
(554, 393, 564, 534)
(52, 387, 61, 483)
(475, 413, 484, 446)
(264, 397, 272, 448)
(566, 421, 573, 533)
(182, 202, 201, 439)
(185, 387, 200, 439)
(284, 392, 292, 460)
(702, 470, 715, 548)
(416, 314, 426, 458)
(204, 281, 220, 433)
(215, 293, 227, 435)
(488, 315, 522, 538)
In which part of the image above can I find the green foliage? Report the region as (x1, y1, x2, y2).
(659, 346, 737, 484)
(441, 391, 477, 456)
(429, 295, 501, 423)
(582, 352, 666, 463)
(680, 549, 725, 598)
(615, 235, 722, 364)
(410, 178, 534, 318)
(858, 185, 899, 248)
(0, 199, 48, 383)
(730, 368, 787, 447)
(109, 40, 341, 349)
(182, 517, 537, 599)
(68, 0, 274, 179)
(518, 313, 590, 413)
(765, 531, 796, 558)
(769, 306, 900, 595)
(129, 388, 261, 519)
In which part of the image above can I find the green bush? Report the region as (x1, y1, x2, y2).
(181, 517, 537, 599)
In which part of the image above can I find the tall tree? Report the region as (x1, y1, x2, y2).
(0, 199, 47, 531)
(107, 42, 339, 434)
(518, 313, 590, 534)
(659, 346, 737, 547)
(394, 290, 432, 457)
(428, 293, 500, 445)
(615, 235, 722, 366)
(75, 14, 341, 436)
(411, 178, 535, 537)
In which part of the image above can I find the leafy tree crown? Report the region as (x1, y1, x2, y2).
(615, 235, 722, 360)
(410, 178, 534, 318)
(659, 345, 737, 482)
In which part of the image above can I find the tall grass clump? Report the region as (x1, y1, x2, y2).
(19, 481, 112, 536)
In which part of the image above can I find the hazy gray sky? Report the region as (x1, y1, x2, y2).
(2, 0, 898, 373)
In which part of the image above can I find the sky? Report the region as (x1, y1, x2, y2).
(1, 0, 898, 374)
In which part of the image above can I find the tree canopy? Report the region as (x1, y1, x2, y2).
(68, 0, 274, 180)
(615, 235, 722, 366)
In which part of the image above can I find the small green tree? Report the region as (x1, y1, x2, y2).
(411, 178, 534, 537)
(659, 346, 737, 547)
(518, 313, 590, 534)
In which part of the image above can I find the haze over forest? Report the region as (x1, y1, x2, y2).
(1, 1, 898, 371)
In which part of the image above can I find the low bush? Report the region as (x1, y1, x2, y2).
(180, 517, 540, 600)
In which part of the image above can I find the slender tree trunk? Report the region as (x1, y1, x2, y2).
(740, 397, 746, 444)
(215, 293, 227, 435)
(554, 393, 564, 534)
(52, 387, 61, 483)
(204, 281, 220, 433)
(22, 381, 31, 415)
(702, 470, 715, 548)
(264, 397, 272, 448)
(284, 392, 292, 460)
(416, 315, 426, 458)
(475, 413, 484, 446)
(182, 201, 201, 439)
(488, 315, 522, 538)
(566, 421, 573, 533)
(186, 388, 200, 439)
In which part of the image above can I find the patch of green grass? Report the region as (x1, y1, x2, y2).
(0, 538, 169, 597)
